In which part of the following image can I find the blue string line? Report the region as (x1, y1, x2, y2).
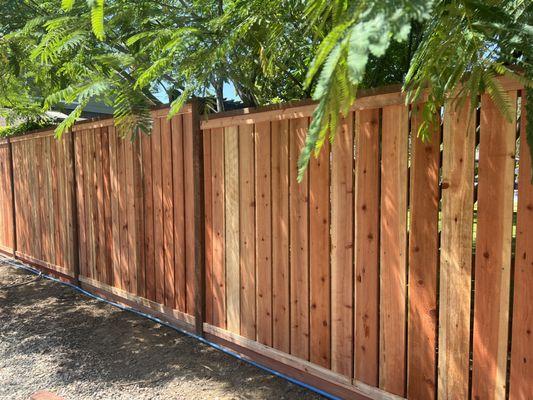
(0, 256, 339, 400)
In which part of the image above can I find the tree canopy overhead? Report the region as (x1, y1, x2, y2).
(0, 0, 531, 177)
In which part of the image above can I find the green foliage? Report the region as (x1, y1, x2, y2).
(0, 0, 531, 176)
(298, 0, 434, 180)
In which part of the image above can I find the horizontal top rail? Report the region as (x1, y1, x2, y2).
(10, 129, 57, 143)
(200, 75, 523, 130)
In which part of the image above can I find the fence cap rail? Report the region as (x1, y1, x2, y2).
(200, 75, 523, 130)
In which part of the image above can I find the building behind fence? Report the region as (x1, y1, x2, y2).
(0, 79, 531, 400)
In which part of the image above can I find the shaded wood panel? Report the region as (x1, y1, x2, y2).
(309, 140, 331, 369)
(0, 142, 14, 254)
(183, 112, 196, 316)
(152, 118, 165, 303)
(161, 118, 175, 308)
(271, 120, 290, 353)
(211, 127, 226, 329)
(203, 129, 213, 325)
(509, 97, 533, 400)
(379, 104, 408, 396)
(255, 121, 272, 346)
(225, 125, 240, 334)
(289, 117, 310, 361)
(438, 100, 476, 399)
(472, 93, 517, 400)
(239, 123, 256, 340)
(171, 114, 187, 313)
(11, 133, 76, 276)
(330, 116, 354, 377)
(407, 105, 441, 400)
(354, 108, 380, 386)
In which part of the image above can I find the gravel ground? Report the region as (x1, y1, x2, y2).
(0, 258, 323, 400)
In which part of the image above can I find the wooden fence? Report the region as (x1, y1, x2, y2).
(0, 81, 531, 399)
(0, 138, 14, 255)
(72, 105, 199, 329)
(10, 131, 76, 276)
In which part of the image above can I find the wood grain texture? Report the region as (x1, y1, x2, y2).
(225, 125, 240, 334)
(379, 104, 408, 396)
(118, 136, 130, 290)
(271, 119, 290, 353)
(74, 131, 87, 276)
(472, 93, 517, 400)
(101, 130, 113, 286)
(152, 118, 165, 303)
(239, 123, 256, 340)
(354, 108, 380, 386)
(110, 129, 122, 293)
(438, 100, 476, 400)
(203, 129, 213, 325)
(95, 129, 106, 284)
(509, 97, 533, 400)
(161, 118, 175, 308)
(289, 117, 310, 360)
(330, 116, 354, 377)
(183, 113, 196, 315)
(407, 105, 440, 400)
(255, 121, 272, 346)
(211, 128, 226, 329)
(309, 140, 331, 369)
(171, 115, 186, 312)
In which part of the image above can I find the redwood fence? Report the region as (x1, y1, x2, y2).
(0, 80, 531, 400)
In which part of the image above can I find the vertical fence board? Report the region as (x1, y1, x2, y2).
(34, 139, 43, 261)
(37, 139, 46, 262)
(81, 132, 91, 278)
(43, 138, 54, 265)
(407, 105, 440, 400)
(52, 137, 61, 267)
(271, 119, 290, 353)
(379, 104, 408, 396)
(239, 124, 256, 340)
(88, 131, 98, 280)
(225, 125, 240, 334)
(63, 134, 74, 270)
(183, 113, 197, 315)
(152, 118, 165, 303)
(212, 127, 226, 329)
(331, 116, 354, 377)
(75, 132, 87, 276)
(119, 137, 131, 290)
(95, 130, 106, 284)
(101, 129, 113, 286)
(509, 97, 533, 400)
(203, 129, 213, 324)
(309, 140, 331, 368)
(354, 108, 380, 386)
(161, 118, 175, 308)
(472, 93, 517, 400)
(110, 129, 122, 291)
(289, 117, 310, 360)
(255, 121, 272, 346)
(141, 129, 155, 301)
(0, 140, 14, 254)
(438, 101, 476, 399)
(172, 115, 187, 312)
(125, 138, 138, 295)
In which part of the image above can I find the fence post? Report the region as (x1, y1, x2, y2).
(69, 129, 80, 285)
(7, 137, 17, 257)
(191, 99, 206, 336)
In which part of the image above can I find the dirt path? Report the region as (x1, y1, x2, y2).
(0, 259, 323, 400)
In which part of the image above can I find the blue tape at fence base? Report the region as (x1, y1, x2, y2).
(0, 256, 339, 400)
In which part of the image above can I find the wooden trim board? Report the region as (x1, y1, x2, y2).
(79, 275, 196, 328)
(204, 324, 405, 400)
